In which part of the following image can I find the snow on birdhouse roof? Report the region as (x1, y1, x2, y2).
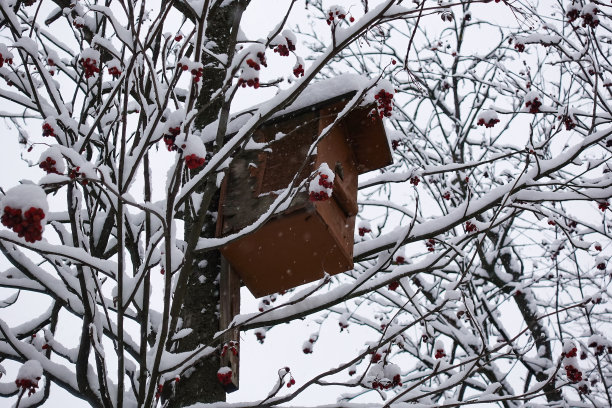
(201, 74, 369, 140)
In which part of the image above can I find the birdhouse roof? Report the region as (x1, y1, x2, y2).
(202, 74, 393, 174)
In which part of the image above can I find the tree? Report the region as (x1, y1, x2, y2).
(0, 0, 610, 407)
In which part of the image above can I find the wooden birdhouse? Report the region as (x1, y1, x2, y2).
(217, 89, 392, 298)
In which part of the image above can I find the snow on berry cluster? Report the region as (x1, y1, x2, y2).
(38, 147, 65, 175)
(221, 341, 238, 357)
(580, 3, 599, 28)
(434, 339, 446, 359)
(302, 334, 316, 354)
(561, 340, 585, 384)
(566, 2, 581, 23)
(513, 38, 525, 52)
(477, 109, 500, 128)
(79, 48, 100, 79)
(425, 238, 436, 252)
(309, 163, 334, 201)
(465, 220, 478, 233)
(254, 327, 266, 343)
(161, 110, 185, 151)
(279, 366, 296, 388)
(15, 360, 43, 397)
(293, 56, 305, 78)
(558, 112, 576, 130)
(217, 367, 232, 385)
(175, 134, 207, 170)
(394, 248, 407, 265)
(159, 110, 206, 169)
(588, 334, 611, 356)
(42, 120, 57, 138)
(524, 91, 542, 113)
(358, 220, 371, 237)
(107, 58, 122, 79)
(271, 30, 296, 57)
(0, 43, 14, 68)
(1, 184, 48, 243)
(366, 362, 402, 390)
(177, 57, 203, 83)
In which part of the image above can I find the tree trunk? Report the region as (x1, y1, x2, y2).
(166, 2, 248, 406)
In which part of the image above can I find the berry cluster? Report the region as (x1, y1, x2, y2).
(47, 58, 56, 76)
(391, 139, 400, 150)
(372, 374, 402, 390)
(191, 67, 203, 83)
(293, 63, 304, 78)
(588, 340, 608, 356)
(558, 114, 576, 130)
(108, 66, 121, 79)
(280, 367, 296, 388)
(39, 156, 61, 174)
(395, 255, 406, 264)
(578, 383, 590, 395)
(155, 384, 163, 400)
(69, 167, 88, 185)
(410, 176, 420, 186)
(73, 17, 84, 29)
(254, 328, 266, 343)
(79, 57, 100, 79)
(221, 341, 238, 357)
(440, 11, 453, 22)
(465, 221, 477, 232)
(434, 348, 446, 359)
(562, 346, 578, 358)
(326, 7, 353, 24)
(598, 201, 608, 212)
(565, 364, 582, 383)
(42, 122, 56, 137)
(303, 333, 317, 354)
(273, 41, 294, 57)
(388, 281, 400, 291)
(246, 58, 261, 71)
(566, 6, 580, 23)
(514, 42, 525, 52)
(443, 191, 451, 200)
(371, 351, 382, 363)
(2, 206, 45, 243)
(525, 95, 542, 113)
(0, 51, 13, 68)
(185, 154, 205, 169)
(237, 77, 260, 88)
(358, 225, 371, 236)
(174, 34, 183, 41)
(477, 117, 500, 128)
(15, 377, 40, 397)
(163, 126, 181, 151)
(217, 367, 233, 385)
(581, 5, 599, 28)
(338, 317, 349, 331)
(425, 238, 435, 252)
(373, 89, 394, 118)
(309, 173, 333, 202)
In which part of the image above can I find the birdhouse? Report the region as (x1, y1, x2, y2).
(217, 89, 392, 298)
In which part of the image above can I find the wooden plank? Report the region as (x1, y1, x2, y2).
(219, 255, 241, 392)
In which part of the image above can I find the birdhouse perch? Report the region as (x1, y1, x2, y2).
(217, 87, 392, 298)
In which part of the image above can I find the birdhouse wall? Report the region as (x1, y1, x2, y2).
(217, 97, 391, 298)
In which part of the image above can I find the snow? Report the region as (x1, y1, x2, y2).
(17, 360, 43, 382)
